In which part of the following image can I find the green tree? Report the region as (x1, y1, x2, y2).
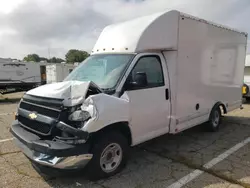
(65, 49, 89, 63)
(50, 57, 65, 63)
(23, 54, 40, 62)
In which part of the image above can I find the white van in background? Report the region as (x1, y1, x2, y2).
(243, 55, 250, 100)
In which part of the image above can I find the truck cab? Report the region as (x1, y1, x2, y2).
(10, 10, 247, 180)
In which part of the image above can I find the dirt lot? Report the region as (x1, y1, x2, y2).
(1, 92, 250, 188)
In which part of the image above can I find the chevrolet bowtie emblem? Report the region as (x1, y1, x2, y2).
(29, 113, 37, 120)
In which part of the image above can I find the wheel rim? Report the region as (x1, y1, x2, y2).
(212, 110, 220, 127)
(100, 143, 122, 173)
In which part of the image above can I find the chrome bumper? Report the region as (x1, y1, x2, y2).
(14, 138, 93, 169)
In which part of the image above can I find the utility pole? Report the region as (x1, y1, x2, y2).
(48, 46, 51, 63)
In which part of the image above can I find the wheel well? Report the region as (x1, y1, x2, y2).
(219, 103, 227, 114)
(89, 122, 132, 146)
(212, 102, 227, 115)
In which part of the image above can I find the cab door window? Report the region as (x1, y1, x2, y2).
(126, 56, 164, 90)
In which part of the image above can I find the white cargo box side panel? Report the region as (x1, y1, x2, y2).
(64, 65, 75, 78)
(46, 65, 57, 84)
(55, 65, 64, 82)
(46, 64, 76, 83)
(174, 15, 247, 132)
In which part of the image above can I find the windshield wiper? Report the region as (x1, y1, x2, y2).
(101, 88, 115, 95)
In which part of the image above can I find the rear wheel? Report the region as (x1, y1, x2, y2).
(207, 106, 221, 132)
(86, 131, 128, 180)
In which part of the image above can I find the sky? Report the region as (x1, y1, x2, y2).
(0, 0, 250, 60)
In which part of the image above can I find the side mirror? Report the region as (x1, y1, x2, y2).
(134, 72, 148, 87)
(124, 72, 148, 91)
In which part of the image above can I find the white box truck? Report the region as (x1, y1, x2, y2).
(10, 10, 247, 180)
(46, 64, 77, 84)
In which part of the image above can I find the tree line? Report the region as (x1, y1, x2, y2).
(23, 49, 90, 64)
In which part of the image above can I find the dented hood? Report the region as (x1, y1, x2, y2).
(26, 81, 102, 106)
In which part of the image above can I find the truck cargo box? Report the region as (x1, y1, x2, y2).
(92, 10, 247, 133)
(46, 64, 77, 84)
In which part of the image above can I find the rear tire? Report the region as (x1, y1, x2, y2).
(86, 131, 129, 180)
(207, 106, 221, 132)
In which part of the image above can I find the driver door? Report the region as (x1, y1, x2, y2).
(121, 53, 171, 145)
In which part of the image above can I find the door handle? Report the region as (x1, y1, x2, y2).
(165, 89, 169, 100)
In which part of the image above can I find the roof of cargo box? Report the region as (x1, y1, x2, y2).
(92, 10, 179, 54)
(180, 12, 248, 36)
(92, 10, 247, 55)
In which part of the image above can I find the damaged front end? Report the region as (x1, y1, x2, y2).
(55, 97, 98, 145)
(10, 81, 103, 169)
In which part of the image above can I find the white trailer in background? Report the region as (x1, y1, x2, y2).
(45, 64, 77, 84)
(11, 10, 247, 180)
(0, 59, 77, 94)
(0, 60, 46, 94)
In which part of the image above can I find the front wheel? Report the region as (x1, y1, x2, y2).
(86, 131, 129, 180)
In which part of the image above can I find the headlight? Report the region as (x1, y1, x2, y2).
(68, 110, 91, 121)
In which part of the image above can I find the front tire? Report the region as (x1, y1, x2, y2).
(207, 106, 221, 132)
(86, 131, 128, 180)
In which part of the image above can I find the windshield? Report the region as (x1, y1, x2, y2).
(64, 54, 134, 89)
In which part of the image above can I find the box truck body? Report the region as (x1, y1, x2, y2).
(92, 10, 247, 133)
(11, 10, 247, 179)
(46, 64, 76, 84)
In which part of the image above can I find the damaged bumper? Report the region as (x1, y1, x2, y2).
(10, 121, 93, 169)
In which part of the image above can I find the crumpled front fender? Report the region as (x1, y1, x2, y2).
(81, 93, 130, 133)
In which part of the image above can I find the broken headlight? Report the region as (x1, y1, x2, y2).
(68, 110, 91, 122)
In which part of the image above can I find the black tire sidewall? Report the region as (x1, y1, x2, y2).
(209, 107, 221, 132)
(86, 131, 128, 180)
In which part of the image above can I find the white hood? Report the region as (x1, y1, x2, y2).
(26, 80, 131, 135)
(26, 81, 102, 106)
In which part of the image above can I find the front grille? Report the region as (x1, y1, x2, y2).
(18, 116, 51, 135)
(23, 94, 63, 110)
(20, 101, 60, 119)
(17, 94, 64, 135)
